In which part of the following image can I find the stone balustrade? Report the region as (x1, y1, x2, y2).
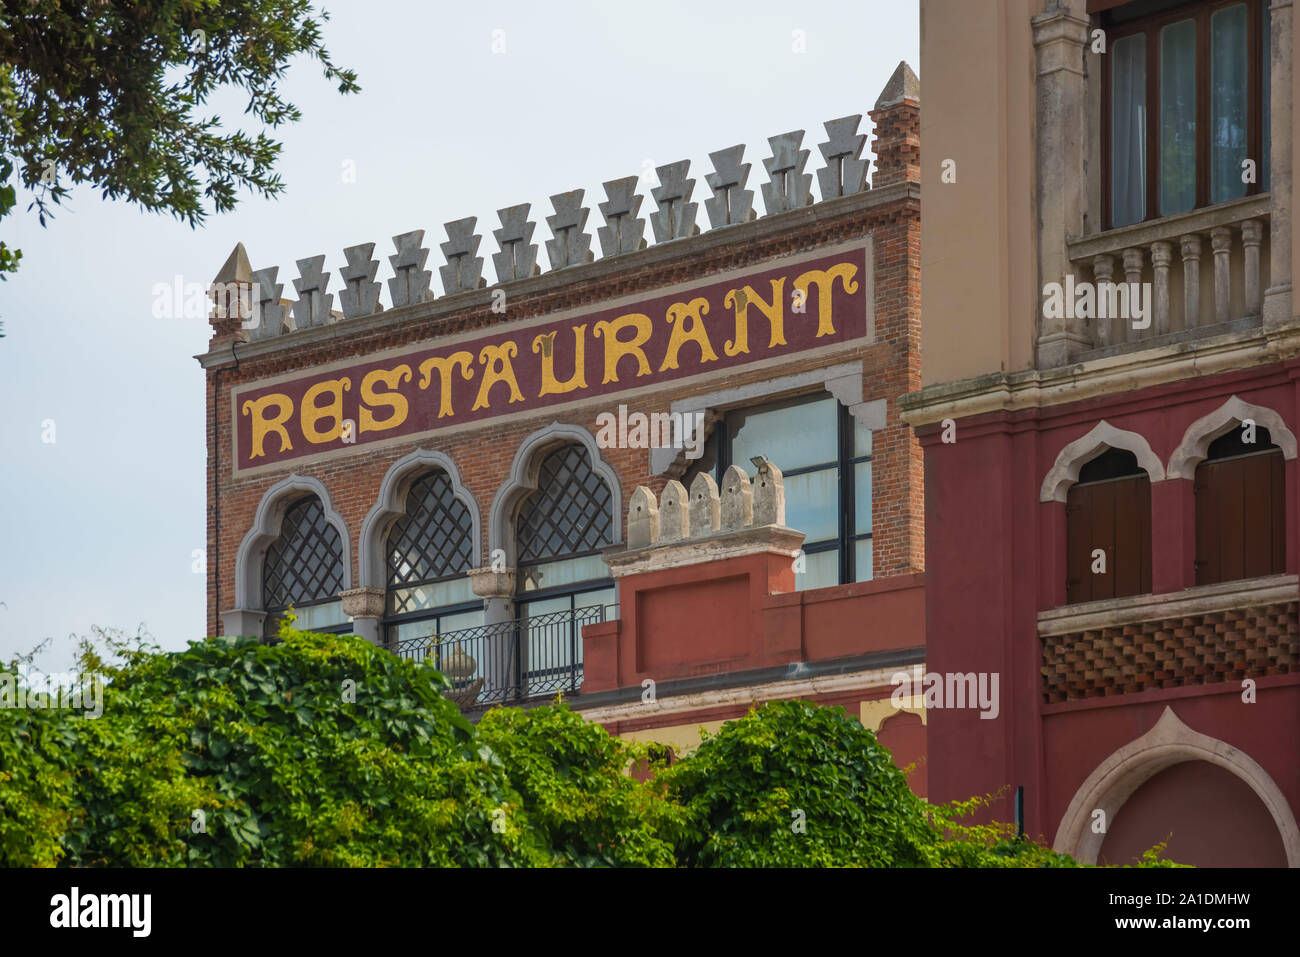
(1066, 195, 1271, 348)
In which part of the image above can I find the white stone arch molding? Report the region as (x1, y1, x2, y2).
(1053, 707, 1300, 867)
(232, 473, 353, 611)
(489, 422, 624, 566)
(358, 448, 483, 590)
(1167, 395, 1299, 480)
(1039, 420, 1167, 503)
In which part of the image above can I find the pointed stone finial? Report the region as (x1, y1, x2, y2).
(817, 115, 870, 199)
(704, 145, 756, 228)
(388, 230, 433, 308)
(720, 464, 754, 530)
(597, 177, 647, 257)
(291, 255, 334, 329)
(249, 266, 288, 340)
(492, 204, 540, 283)
(649, 161, 700, 243)
(213, 242, 252, 285)
(339, 243, 383, 319)
(688, 472, 721, 536)
(660, 480, 689, 542)
(628, 486, 660, 548)
(750, 456, 786, 526)
(545, 189, 595, 270)
(439, 218, 486, 295)
(875, 61, 920, 110)
(761, 131, 814, 215)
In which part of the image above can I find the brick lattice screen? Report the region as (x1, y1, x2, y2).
(1041, 602, 1299, 703)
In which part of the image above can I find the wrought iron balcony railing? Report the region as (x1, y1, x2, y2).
(389, 604, 610, 710)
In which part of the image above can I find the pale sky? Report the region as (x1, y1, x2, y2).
(0, 0, 919, 673)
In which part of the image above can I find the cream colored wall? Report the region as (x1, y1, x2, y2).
(919, 0, 1040, 386)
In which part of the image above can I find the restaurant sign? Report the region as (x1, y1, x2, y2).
(232, 244, 870, 474)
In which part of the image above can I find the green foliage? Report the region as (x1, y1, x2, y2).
(476, 702, 679, 867)
(0, 0, 359, 275)
(0, 627, 1188, 868)
(659, 700, 940, 867)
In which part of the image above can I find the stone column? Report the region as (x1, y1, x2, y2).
(468, 567, 517, 625)
(1151, 241, 1173, 336)
(1180, 234, 1202, 331)
(1241, 218, 1264, 316)
(1093, 254, 1116, 346)
(1211, 227, 1233, 323)
(1263, 0, 1293, 328)
(1033, 3, 1092, 367)
(1123, 247, 1145, 338)
(468, 567, 518, 699)
(340, 587, 385, 647)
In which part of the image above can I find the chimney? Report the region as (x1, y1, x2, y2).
(869, 61, 920, 188)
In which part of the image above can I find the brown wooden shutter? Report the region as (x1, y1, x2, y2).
(1196, 449, 1286, 585)
(1067, 475, 1152, 603)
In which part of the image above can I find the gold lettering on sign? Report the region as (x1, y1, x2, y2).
(417, 351, 475, 418)
(472, 342, 525, 411)
(659, 297, 717, 372)
(533, 325, 588, 397)
(723, 278, 786, 357)
(242, 393, 294, 459)
(360, 364, 413, 434)
(793, 263, 859, 338)
(301, 377, 352, 444)
(592, 313, 653, 385)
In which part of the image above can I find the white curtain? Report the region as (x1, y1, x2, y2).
(1112, 34, 1147, 227)
(1211, 4, 1248, 203)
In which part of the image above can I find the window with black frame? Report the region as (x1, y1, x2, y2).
(1103, 0, 1270, 229)
(515, 443, 616, 696)
(382, 471, 483, 666)
(263, 495, 348, 633)
(685, 392, 873, 591)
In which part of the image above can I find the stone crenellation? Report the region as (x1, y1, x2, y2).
(627, 458, 786, 549)
(222, 108, 897, 339)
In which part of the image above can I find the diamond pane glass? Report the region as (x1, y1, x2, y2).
(386, 471, 475, 595)
(263, 496, 345, 610)
(517, 444, 614, 563)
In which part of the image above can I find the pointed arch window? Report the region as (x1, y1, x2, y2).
(384, 471, 482, 648)
(1194, 426, 1285, 584)
(263, 495, 347, 631)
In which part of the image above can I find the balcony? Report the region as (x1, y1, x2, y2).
(1066, 195, 1270, 355)
(389, 604, 612, 711)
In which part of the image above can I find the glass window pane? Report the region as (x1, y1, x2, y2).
(796, 547, 839, 592)
(519, 553, 610, 592)
(294, 599, 345, 631)
(854, 461, 872, 534)
(388, 576, 475, 615)
(855, 539, 874, 583)
(574, 587, 616, 615)
(854, 422, 873, 458)
(1262, 8, 1271, 193)
(729, 395, 837, 471)
(437, 608, 485, 635)
(1159, 19, 1197, 216)
(1210, 5, 1249, 203)
(783, 467, 840, 541)
(1111, 33, 1147, 227)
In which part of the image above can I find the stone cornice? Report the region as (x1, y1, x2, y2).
(603, 524, 806, 578)
(196, 183, 918, 372)
(902, 318, 1300, 427)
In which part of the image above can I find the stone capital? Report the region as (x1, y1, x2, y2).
(221, 607, 267, 638)
(468, 566, 517, 599)
(339, 586, 385, 620)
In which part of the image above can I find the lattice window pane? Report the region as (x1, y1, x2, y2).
(263, 496, 345, 610)
(517, 444, 613, 563)
(386, 471, 475, 591)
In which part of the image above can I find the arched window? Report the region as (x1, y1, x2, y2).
(515, 443, 616, 695)
(263, 495, 347, 631)
(1066, 448, 1152, 604)
(383, 471, 481, 652)
(1195, 426, 1285, 585)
